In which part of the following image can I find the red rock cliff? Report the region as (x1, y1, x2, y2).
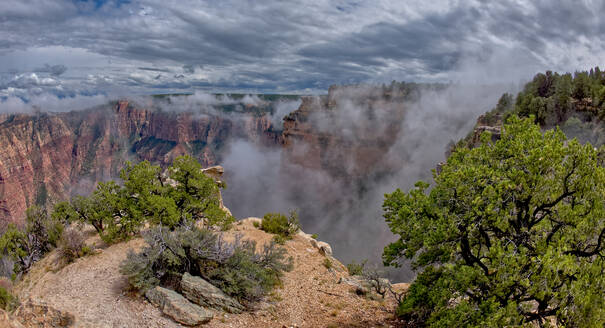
(0, 100, 278, 225)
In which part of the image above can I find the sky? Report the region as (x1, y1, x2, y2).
(1, 0, 604, 102)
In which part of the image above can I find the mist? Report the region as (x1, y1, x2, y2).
(221, 82, 517, 282)
(0, 93, 111, 113)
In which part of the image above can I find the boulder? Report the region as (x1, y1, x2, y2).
(296, 230, 314, 240)
(305, 235, 332, 257)
(316, 241, 333, 256)
(201, 165, 224, 180)
(338, 275, 390, 297)
(146, 286, 213, 326)
(338, 275, 372, 295)
(181, 273, 244, 314)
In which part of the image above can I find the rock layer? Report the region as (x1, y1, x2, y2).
(181, 273, 244, 314)
(146, 286, 213, 326)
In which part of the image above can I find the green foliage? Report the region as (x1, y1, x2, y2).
(322, 258, 332, 270)
(510, 67, 605, 129)
(271, 234, 287, 245)
(346, 259, 367, 276)
(120, 225, 293, 305)
(26, 206, 64, 248)
(54, 156, 233, 243)
(0, 286, 19, 311)
(0, 206, 64, 275)
(261, 210, 300, 240)
(384, 116, 605, 327)
(311, 233, 318, 240)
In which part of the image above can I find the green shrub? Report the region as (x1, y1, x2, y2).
(252, 221, 260, 228)
(261, 210, 300, 240)
(0, 286, 19, 311)
(53, 156, 234, 244)
(120, 225, 293, 306)
(322, 258, 332, 270)
(311, 234, 318, 240)
(0, 206, 64, 275)
(271, 235, 286, 245)
(57, 229, 92, 264)
(346, 259, 367, 276)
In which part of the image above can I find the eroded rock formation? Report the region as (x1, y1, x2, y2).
(0, 84, 418, 225)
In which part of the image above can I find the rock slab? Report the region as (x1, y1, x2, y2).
(181, 273, 244, 314)
(146, 286, 213, 326)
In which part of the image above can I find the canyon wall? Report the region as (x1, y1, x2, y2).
(0, 84, 422, 226)
(0, 100, 280, 225)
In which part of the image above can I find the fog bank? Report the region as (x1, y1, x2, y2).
(221, 82, 516, 282)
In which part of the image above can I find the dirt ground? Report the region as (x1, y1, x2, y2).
(13, 219, 407, 328)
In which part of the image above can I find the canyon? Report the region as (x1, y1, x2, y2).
(0, 84, 424, 227)
(0, 98, 283, 225)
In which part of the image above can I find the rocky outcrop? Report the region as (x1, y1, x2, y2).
(181, 273, 244, 314)
(338, 275, 391, 298)
(0, 300, 75, 328)
(201, 165, 231, 216)
(15, 218, 403, 327)
(145, 286, 213, 326)
(0, 100, 280, 225)
(297, 230, 334, 257)
(470, 125, 502, 146)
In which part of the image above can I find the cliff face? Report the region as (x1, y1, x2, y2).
(0, 100, 279, 225)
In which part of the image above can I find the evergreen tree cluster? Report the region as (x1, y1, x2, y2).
(511, 67, 605, 126)
(53, 155, 233, 244)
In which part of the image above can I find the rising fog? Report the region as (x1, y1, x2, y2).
(0, 80, 517, 282)
(221, 82, 517, 282)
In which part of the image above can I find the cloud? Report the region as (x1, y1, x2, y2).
(0, 0, 603, 97)
(0, 93, 110, 113)
(220, 80, 516, 281)
(35, 64, 68, 76)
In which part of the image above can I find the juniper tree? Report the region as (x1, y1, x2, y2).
(383, 116, 605, 327)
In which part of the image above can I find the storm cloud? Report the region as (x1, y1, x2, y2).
(0, 0, 603, 100)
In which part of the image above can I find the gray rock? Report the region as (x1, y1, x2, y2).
(338, 275, 392, 298)
(308, 238, 333, 257)
(316, 241, 333, 256)
(146, 286, 213, 326)
(339, 275, 372, 295)
(181, 273, 245, 314)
